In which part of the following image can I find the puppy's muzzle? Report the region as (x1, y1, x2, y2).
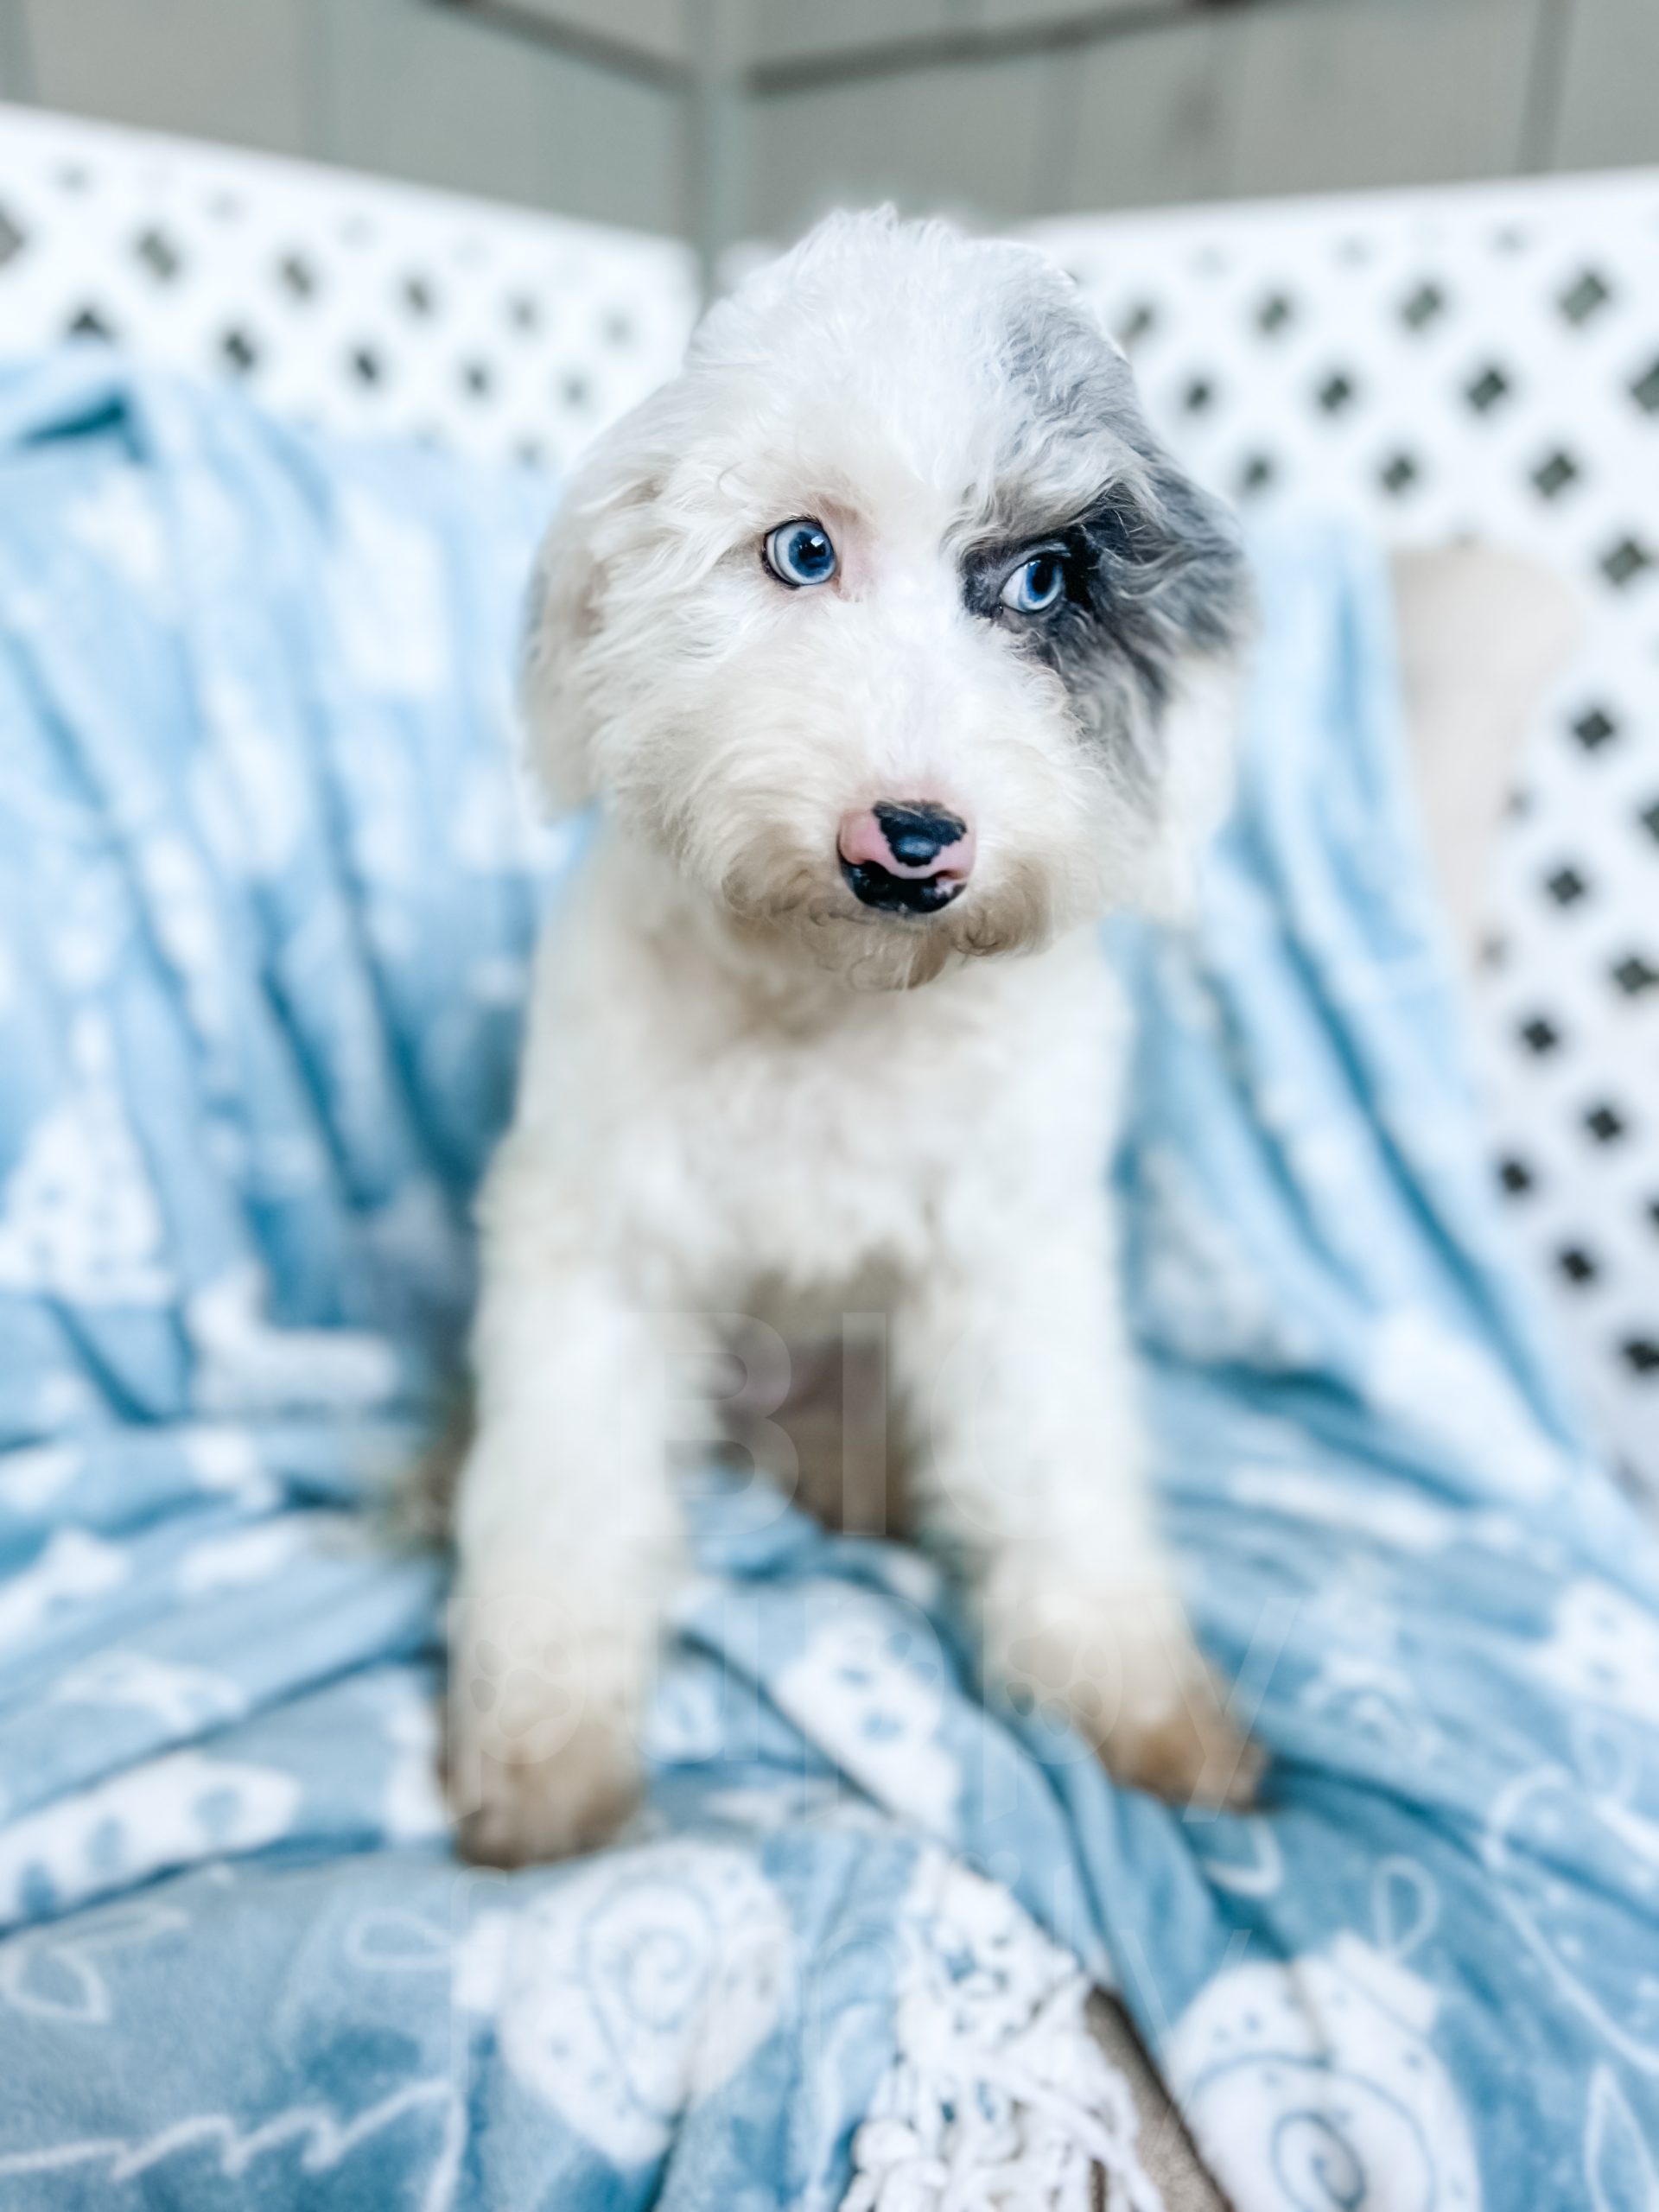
(837, 802, 976, 915)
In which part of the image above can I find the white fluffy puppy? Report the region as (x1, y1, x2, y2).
(450, 209, 1259, 1864)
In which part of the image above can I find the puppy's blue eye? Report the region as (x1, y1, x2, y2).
(765, 519, 837, 588)
(1001, 552, 1067, 613)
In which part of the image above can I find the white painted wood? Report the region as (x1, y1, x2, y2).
(0, 99, 699, 467)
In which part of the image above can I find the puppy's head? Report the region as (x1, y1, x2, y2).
(524, 209, 1249, 988)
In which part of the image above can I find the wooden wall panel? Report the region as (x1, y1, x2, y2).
(745, 46, 1061, 233)
(1550, 0, 1659, 172)
(1063, 12, 1244, 213)
(974, 0, 1177, 29)
(470, 0, 687, 66)
(1226, 0, 1547, 197)
(2, 0, 1657, 262)
(312, 0, 683, 232)
(18, 0, 309, 154)
(751, 0, 959, 71)
(0, 0, 34, 100)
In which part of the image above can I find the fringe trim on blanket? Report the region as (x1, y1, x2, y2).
(841, 1853, 1163, 2212)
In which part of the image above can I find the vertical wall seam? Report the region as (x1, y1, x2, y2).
(1519, 0, 1573, 174)
(0, 0, 36, 103)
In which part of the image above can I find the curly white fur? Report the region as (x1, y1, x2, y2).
(448, 210, 1259, 1864)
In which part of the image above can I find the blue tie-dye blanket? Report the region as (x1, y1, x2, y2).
(3, 351, 1658, 2212)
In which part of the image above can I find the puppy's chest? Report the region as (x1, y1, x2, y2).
(598, 947, 1121, 1296)
(658, 1026, 972, 1283)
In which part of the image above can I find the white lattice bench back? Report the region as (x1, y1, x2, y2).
(0, 102, 698, 470)
(1031, 175, 1659, 1495)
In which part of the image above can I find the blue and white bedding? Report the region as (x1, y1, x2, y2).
(2, 351, 1657, 2211)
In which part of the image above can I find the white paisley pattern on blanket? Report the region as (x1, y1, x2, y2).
(454, 1841, 794, 2164)
(1167, 1864, 1481, 2212)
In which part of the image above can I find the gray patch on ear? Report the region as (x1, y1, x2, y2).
(963, 272, 1251, 810)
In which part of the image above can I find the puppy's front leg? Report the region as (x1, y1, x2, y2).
(899, 1209, 1259, 1811)
(448, 1153, 683, 1865)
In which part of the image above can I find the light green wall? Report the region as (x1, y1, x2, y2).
(15, 0, 312, 150)
(0, 0, 688, 236)
(0, 0, 1653, 254)
(1551, 0, 1659, 171)
(744, 0, 1651, 238)
(311, 0, 683, 231)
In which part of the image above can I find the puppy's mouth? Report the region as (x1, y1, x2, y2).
(836, 855, 966, 916)
(718, 813, 1052, 985)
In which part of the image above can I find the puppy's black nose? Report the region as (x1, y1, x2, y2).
(836, 800, 976, 915)
(873, 803, 967, 868)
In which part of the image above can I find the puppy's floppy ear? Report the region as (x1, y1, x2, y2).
(518, 499, 597, 814)
(1126, 461, 1253, 922)
(518, 424, 665, 814)
(1135, 646, 1244, 924)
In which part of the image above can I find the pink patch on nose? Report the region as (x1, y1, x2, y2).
(838, 809, 901, 872)
(836, 806, 976, 882)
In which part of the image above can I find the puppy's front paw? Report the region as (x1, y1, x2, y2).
(454, 1715, 641, 1867)
(987, 1568, 1262, 1812)
(1099, 1653, 1263, 1813)
(447, 1586, 645, 1866)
